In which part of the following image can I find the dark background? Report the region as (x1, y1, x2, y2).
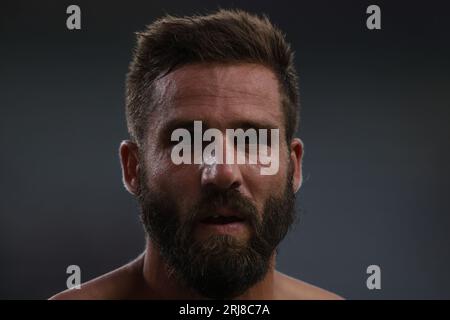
(1, 0, 449, 299)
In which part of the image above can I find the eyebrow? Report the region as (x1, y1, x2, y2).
(228, 120, 279, 131)
(161, 118, 279, 135)
(160, 119, 197, 140)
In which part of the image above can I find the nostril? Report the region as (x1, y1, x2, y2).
(200, 164, 242, 191)
(230, 181, 241, 189)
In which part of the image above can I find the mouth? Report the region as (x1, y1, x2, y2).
(198, 208, 248, 236)
(200, 215, 246, 225)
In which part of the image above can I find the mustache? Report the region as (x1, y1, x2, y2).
(188, 188, 259, 227)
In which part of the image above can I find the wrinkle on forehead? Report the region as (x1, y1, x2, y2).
(157, 63, 280, 109)
(188, 64, 277, 101)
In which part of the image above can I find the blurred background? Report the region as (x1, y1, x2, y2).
(1, 0, 449, 299)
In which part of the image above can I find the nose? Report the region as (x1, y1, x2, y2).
(200, 130, 245, 191)
(201, 163, 242, 191)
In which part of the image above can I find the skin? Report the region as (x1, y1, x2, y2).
(50, 63, 343, 300)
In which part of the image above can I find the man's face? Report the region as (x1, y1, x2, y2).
(136, 63, 298, 299)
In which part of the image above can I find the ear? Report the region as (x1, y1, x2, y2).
(289, 138, 304, 193)
(119, 140, 140, 195)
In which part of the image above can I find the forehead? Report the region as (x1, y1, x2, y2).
(152, 63, 284, 130)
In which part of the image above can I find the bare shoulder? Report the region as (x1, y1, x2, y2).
(49, 257, 144, 300)
(275, 271, 344, 300)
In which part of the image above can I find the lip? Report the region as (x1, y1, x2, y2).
(201, 206, 245, 220)
(197, 206, 248, 236)
(199, 220, 248, 236)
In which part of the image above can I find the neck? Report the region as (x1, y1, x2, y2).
(136, 238, 277, 299)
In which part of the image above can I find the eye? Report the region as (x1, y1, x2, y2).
(168, 128, 195, 146)
(257, 131, 272, 147)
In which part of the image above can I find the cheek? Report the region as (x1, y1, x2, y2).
(146, 152, 202, 212)
(241, 148, 290, 206)
(245, 167, 287, 198)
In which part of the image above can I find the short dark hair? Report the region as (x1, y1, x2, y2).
(125, 9, 300, 146)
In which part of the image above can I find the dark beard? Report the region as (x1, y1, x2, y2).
(137, 166, 296, 299)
